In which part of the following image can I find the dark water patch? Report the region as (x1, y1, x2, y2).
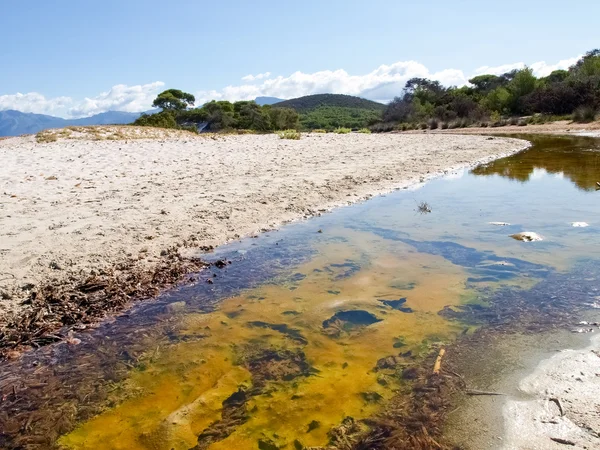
(379, 298, 413, 313)
(322, 310, 382, 330)
(288, 272, 306, 283)
(247, 321, 308, 345)
(390, 281, 416, 290)
(324, 260, 362, 280)
(282, 310, 300, 316)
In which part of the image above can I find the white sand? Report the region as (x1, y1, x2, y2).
(0, 128, 528, 322)
(502, 333, 600, 449)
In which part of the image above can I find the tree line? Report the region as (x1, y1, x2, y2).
(134, 89, 299, 132)
(379, 49, 600, 130)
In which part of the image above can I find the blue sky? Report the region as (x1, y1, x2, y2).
(1, 0, 598, 117)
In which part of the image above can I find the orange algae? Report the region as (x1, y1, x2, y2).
(59, 230, 472, 449)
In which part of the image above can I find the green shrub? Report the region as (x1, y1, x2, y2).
(572, 106, 596, 123)
(357, 128, 372, 134)
(428, 118, 439, 129)
(334, 127, 352, 134)
(419, 123, 428, 130)
(441, 122, 449, 130)
(312, 129, 327, 133)
(480, 122, 489, 128)
(278, 129, 301, 140)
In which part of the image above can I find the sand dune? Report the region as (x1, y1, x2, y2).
(0, 128, 528, 322)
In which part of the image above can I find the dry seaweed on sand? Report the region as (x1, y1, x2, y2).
(0, 247, 209, 358)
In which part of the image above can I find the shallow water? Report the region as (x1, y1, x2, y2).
(2, 135, 600, 450)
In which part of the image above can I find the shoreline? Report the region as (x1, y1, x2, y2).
(0, 129, 529, 354)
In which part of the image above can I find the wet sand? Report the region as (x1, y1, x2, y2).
(0, 128, 528, 323)
(446, 312, 600, 449)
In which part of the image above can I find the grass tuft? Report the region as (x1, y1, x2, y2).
(334, 127, 352, 134)
(572, 106, 596, 123)
(277, 129, 301, 140)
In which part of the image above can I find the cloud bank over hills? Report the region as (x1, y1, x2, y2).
(0, 56, 579, 119)
(0, 82, 165, 118)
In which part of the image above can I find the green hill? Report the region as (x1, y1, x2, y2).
(273, 94, 385, 112)
(273, 94, 384, 130)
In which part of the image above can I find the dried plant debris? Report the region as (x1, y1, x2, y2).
(0, 248, 209, 358)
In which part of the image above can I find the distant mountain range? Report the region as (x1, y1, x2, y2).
(0, 110, 144, 137)
(254, 96, 286, 106)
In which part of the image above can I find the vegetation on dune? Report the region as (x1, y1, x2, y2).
(277, 129, 301, 140)
(273, 94, 384, 131)
(334, 127, 352, 134)
(299, 106, 381, 130)
(375, 49, 600, 131)
(273, 93, 385, 113)
(134, 91, 299, 133)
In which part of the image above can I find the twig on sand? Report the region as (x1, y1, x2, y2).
(550, 437, 575, 446)
(550, 397, 565, 417)
(443, 368, 467, 389)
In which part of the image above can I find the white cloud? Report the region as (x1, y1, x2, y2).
(68, 81, 165, 117)
(474, 56, 580, 78)
(0, 92, 72, 115)
(241, 71, 272, 82)
(0, 82, 165, 118)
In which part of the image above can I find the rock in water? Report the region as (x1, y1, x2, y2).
(510, 232, 543, 242)
(571, 222, 589, 227)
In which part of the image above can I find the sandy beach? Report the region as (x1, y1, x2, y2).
(0, 127, 528, 325)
